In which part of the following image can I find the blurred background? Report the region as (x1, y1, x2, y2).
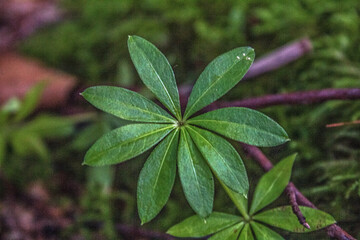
(0, 0, 359, 239)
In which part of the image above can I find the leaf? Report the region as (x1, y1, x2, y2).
(81, 86, 175, 123)
(84, 124, 174, 166)
(178, 128, 214, 218)
(188, 107, 289, 147)
(0, 133, 6, 166)
(239, 224, 255, 240)
(10, 132, 49, 160)
(253, 206, 336, 233)
(137, 130, 179, 224)
(208, 222, 244, 240)
(250, 222, 285, 240)
(15, 82, 46, 122)
(167, 212, 242, 237)
(184, 47, 255, 119)
(21, 115, 75, 139)
(186, 126, 249, 195)
(250, 154, 297, 215)
(128, 35, 181, 119)
(221, 183, 249, 218)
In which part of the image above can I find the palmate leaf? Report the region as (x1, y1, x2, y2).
(83, 124, 174, 166)
(184, 47, 254, 119)
(167, 212, 242, 237)
(178, 128, 214, 218)
(250, 154, 296, 215)
(128, 35, 181, 120)
(137, 130, 179, 224)
(221, 183, 249, 218)
(253, 206, 336, 233)
(186, 125, 249, 195)
(208, 222, 244, 240)
(188, 107, 289, 147)
(250, 222, 284, 240)
(239, 224, 255, 240)
(82, 86, 175, 123)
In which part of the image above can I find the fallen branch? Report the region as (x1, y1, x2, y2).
(286, 183, 310, 229)
(116, 224, 176, 240)
(241, 143, 356, 240)
(207, 88, 360, 110)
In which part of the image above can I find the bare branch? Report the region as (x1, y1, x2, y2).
(207, 88, 360, 110)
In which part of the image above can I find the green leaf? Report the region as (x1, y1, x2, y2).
(84, 124, 174, 166)
(178, 128, 214, 218)
(10, 133, 49, 160)
(15, 82, 46, 122)
(250, 222, 285, 240)
(186, 126, 249, 195)
(81, 86, 175, 123)
(208, 222, 244, 240)
(250, 154, 297, 215)
(128, 35, 181, 120)
(253, 206, 336, 233)
(167, 212, 242, 237)
(137, 130, 179, 224)
(188, 107, 289, 147)
(239, 224, 255, 240)
(21, 115, 75, 139)
(0, 133, 6, 166)
(184, 47, 254, 119)
(221, 183, 249, 219)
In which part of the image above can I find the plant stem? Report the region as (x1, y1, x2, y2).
(206, 88, 360, 110)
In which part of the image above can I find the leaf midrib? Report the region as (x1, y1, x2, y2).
(183, 130, 206, 208)
(185, 59, 241, 119)
(152, 130, 178, 193)
(189, 119, 286, 140)
(188, 126, 242, 191)
(92, 125, 174, 161)
(134, 41, 180, 119)
(87, 92, 175, 123)
(250, 166, 287, 214)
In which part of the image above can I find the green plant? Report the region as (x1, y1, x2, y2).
(81, 36, 289, 224)
(167, 154, 336, 239)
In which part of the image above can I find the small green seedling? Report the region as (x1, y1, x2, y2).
(167, 154, 336, 239)
(81, 36, 289, 224)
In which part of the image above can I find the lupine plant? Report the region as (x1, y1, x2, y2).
(81, 36, 335, 238)
(167, 154, 336, 239)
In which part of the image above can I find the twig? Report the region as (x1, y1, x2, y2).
(241, 143, 356, 240)
(207, 88, 360, 110)
(286, 183, 310, 229)
(116, 223, 176, 240)
(326, 120, 360, 128)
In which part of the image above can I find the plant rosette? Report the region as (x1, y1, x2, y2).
(81, 36, 289, 224)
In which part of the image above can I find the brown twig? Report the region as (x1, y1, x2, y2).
(241, 143, 356, 240)
(286, 183, 310, 229)
(116, 224, 176, 240)
(326, 120, 360, 128)
(207, 88, 360, 110)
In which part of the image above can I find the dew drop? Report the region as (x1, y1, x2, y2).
(242, 53, 246, 56)
(246, 57, 251, 60)
(204, 219, 207, 224)
(236, 56, 241, 60)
